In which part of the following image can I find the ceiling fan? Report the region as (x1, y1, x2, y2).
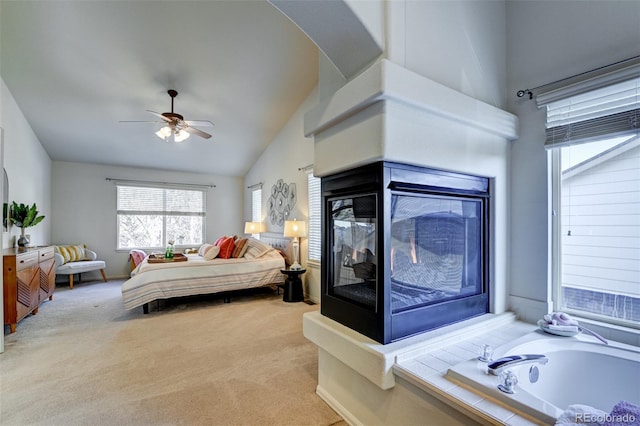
(122, 90, 214, 142)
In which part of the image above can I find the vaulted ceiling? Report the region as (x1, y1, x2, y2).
(0, 1, 319, 176)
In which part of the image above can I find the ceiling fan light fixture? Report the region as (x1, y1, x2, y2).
(156, 126, 172, 140)
(174, 130, 190, 142)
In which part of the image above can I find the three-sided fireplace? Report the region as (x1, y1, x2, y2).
(321, 161, 490, 344)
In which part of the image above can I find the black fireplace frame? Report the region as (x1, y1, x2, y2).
(321, 161, 490, 344)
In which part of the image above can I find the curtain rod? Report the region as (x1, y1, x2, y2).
(298, 164, 313, 172)
(105, 178, 216, 189)
(247, 182, 263, 189)
(516, 55, 640, 100)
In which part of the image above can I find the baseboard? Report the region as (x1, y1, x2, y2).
(316, 385, 360, 426)
(305, 294, 320, 305)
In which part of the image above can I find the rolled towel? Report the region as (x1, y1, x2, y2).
(537, 320, 581, 333)
(555, 404, 608, 426)
(546, 324, 581, 333)
(604, 401, 640, 426)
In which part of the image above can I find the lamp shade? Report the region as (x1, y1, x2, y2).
(283, 220, 307, 238)
(244, 221, 264, 234)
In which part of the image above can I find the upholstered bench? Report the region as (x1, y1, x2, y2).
(54, 245, 107, 289)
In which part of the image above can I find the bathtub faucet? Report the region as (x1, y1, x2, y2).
(488, 354, 548, 375)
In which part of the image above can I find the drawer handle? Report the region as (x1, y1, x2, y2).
(19, 260, 25, 264)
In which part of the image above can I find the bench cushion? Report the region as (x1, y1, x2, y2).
(56, 260, 106, 275)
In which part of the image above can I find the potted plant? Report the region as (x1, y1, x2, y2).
(9, 202, 45, 247)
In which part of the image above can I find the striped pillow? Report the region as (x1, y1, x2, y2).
(243, 238, 274, 259)
(56, 244, 86, 264)
(218, 237, 235, 259)
(232, 238, 249, 258)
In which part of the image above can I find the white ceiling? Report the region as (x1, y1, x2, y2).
(0, 1, 319, 176)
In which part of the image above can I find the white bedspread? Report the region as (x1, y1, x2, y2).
(121, 250, 285, 310)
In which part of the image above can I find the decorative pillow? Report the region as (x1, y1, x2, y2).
(243, 238, 274, 259)
(203, 245, 220, 260)
(214, 236, 226, 247)
(56, 244, 87, 264)
(218, 237, 235, 259)
(198, 244, 214, 257)
(232, 238, 249, 258)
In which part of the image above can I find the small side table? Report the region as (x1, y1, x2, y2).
(280, 268, 306, 303)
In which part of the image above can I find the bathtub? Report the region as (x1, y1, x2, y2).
(446, 329, 640, 424)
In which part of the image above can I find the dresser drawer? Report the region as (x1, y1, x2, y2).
(16, 252, 39, 270)
(38, 246, 55, 262)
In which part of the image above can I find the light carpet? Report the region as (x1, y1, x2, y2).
(1, 279, 344, 426)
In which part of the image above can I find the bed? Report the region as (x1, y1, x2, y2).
(121, 235, 290, 312)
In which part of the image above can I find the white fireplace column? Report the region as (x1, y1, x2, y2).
(302, 59, 518, 423)
(304, 59, 518, 317)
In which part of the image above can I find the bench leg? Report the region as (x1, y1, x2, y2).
(100, 269, 108, 282)
(69, 274, 74, 289)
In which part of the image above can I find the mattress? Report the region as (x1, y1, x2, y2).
(121, 250, 285, 310)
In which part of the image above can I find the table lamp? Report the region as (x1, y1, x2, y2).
(244, 221, 264, 235)
(283, 219, 307, 270)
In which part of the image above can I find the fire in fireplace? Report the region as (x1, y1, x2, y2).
(321, 162, 490, 344)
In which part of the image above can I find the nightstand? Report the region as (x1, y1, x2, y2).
(280, 268, 306, 302)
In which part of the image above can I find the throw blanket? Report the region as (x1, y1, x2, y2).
(129, 249, 147, 268)
(604, 401, 640, 426)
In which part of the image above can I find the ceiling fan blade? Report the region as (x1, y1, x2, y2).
(146, 110, 173, 123)
(185, 120, 215, 128)
(183, 126, 212, 139)
(119, 120, 165, 124)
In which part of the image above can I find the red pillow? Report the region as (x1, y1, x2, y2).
(218, 237, 235, 259)
(214, 236, 226, 246)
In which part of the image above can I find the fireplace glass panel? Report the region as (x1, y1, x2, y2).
(330, 194, 377, 310)
(390, 194, 482, 314)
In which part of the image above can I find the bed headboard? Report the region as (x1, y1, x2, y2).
(260, 232, 291, 252)
(260, 232, 292, 253)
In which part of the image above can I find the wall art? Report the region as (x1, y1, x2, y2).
(267, 179, 297, 226)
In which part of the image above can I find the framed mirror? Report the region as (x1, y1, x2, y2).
(2, 168, 8, 232)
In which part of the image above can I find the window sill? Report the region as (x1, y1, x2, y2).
(572, 316, 640, 347)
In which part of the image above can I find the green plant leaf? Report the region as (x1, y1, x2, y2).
(9, 201, 45, 228)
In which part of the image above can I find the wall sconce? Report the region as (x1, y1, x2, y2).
(283, 219, 307, 270)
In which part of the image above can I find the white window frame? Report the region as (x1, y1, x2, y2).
(543, 71, 639, 330)
(251, 187, 262, 239)
(116, 184, 206, 250)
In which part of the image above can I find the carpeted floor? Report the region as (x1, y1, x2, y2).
(0, 279, 345, 426)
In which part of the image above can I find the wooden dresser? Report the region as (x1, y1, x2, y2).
(3, 246, 56, 333)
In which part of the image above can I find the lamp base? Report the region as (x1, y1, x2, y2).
(289, 262, 303, 271)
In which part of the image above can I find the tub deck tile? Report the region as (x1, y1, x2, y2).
(395, 319, 544, 425)
(416, 354, 452, 374)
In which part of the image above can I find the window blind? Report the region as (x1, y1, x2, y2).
(543, 77, 639, 149)
(307, 172, 321, 262)
(251, 189, 262, 222)
(117, 185, 205, 216)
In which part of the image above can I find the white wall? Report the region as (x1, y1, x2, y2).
(1, 77, 52, 249)
(506, 0, 640, 321)
(51, 161, 243, 280)
(243, 87, 317, 300)
(384, 0, 507, 109)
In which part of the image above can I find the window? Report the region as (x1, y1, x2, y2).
(307, 172, 321, 262)
(545, 76, 639, 327)
(251, 187, 262, 239)
(117, 185, 205, 249)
